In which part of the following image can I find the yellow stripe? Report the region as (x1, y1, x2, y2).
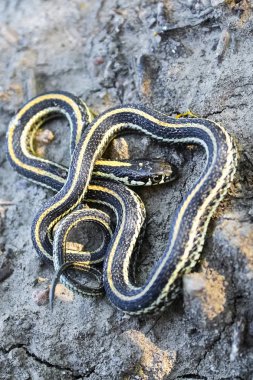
(8, 121, 64, 185)
(20, 107, 71, 170)
(101, 112, 233, 302)
(8, 93, 85, 188)
(34, 108, 218, 261)
(16, 93, 83, 125)
(95, 160, 131, 167)
(58, 214, 111, 262)
(22, 103, 236, 310)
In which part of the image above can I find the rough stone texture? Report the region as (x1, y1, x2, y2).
(0, 0, 253, 379)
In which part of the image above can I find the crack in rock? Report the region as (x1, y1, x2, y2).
(0, 344, 91, 379)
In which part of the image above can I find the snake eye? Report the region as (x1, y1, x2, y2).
(152, 175, 161, 183)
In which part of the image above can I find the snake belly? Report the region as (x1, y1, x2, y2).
(29, 104, 237, 314)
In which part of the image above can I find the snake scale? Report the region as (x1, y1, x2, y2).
(6, 91, 238, 314)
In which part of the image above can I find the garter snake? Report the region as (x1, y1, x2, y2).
(7, 93, 238, 314)
(33, 103, 237, 314)
(6, 91, 176, 261)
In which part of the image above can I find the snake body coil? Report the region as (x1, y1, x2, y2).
(7, 92, 175, 192)
(6, 92, 238, 314)
(33, 104, 238, 314)
(7, 92, 176, 260)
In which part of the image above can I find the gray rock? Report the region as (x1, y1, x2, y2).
(0, 0, 253, 379)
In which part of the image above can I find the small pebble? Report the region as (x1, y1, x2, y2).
(216, 29, 230, 63)
(34, 129, 55, 157)
(94, 57, 104, 65)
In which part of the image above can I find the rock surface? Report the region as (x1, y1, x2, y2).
(0, 0, 253, 379)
